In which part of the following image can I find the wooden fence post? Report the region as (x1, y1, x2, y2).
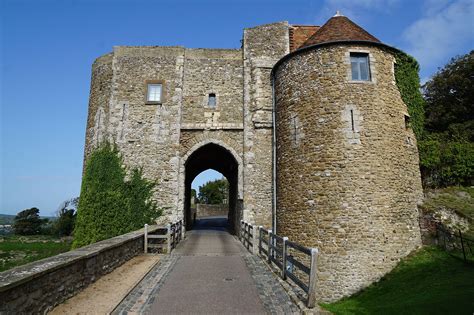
(258, 226, 263, 256)
(167, 224, 171, 254)
(144, 224, 148, 254)
(267, 230, 272, 263)
(307, 248, 319, 308)
(281, 237, 288, 279)
(246, 223, 251, 250)
(459, 230, 467, 262)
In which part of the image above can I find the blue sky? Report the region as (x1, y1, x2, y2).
(1, 0, 473, 216)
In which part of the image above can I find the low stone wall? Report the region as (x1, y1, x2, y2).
(196, 204, 228, 218)
(0, 226, 160, 314)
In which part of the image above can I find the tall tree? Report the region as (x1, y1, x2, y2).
(419, 50, 474, 186)
(423, 50, 474, 140)
(198, 178, 228, 204)
(12, 207, 43, 235)
(53, 198, 78, 237)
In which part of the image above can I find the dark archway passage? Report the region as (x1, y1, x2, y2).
(184, 143, 239, 233)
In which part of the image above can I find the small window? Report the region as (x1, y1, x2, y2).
(208, 93, 216, 108)
(404, 114, 411, 129)
(147, 83, 162, 103)
(350, 53, 370, 81)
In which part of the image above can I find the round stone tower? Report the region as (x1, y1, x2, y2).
(273, 13, 423, 302)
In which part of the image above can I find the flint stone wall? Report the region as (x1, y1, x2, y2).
(274, 43, 423, 302)
(196, 204, 229, 218)
(0, 226, 158, 314)
(83, 24, 287, 229)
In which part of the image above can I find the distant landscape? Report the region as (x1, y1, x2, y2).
(0, 214, 15, 225)
(0, 213, 55, 225)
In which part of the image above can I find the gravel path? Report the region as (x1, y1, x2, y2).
(50, 255, 160, 314)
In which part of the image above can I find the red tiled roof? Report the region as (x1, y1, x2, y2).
(289, 25, 320, 52)
(301, 15, 380, 48)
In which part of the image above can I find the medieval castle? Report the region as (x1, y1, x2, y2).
(83, 13, 423, 302)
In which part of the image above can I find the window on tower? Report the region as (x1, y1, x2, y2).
(208, 93, 216, 108)
(147, 83, 162, 103)
(350, 53, 371, 81)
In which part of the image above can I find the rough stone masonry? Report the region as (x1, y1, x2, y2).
(83, 13, 423, 302)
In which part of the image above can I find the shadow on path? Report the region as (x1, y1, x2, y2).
(191, 216, 229, 231)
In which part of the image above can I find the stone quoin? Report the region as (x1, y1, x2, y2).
(83, 13, 423, 302)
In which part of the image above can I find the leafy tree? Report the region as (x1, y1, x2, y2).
(423, 51, 474, 141)
(53, 198, 78, 237)
(198, 178, 228, 204)
(419, 50, 474, 186)
(73, 142, 159, 248)
(12, 207, 43, 235)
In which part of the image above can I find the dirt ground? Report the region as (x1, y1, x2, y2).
(50, 255, 160, 315)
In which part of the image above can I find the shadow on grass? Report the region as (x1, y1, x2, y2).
(320, 246, 474, 315)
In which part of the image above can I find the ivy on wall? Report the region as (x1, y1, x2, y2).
(73, 142, 160, 248)
(394, 51, 425, 139)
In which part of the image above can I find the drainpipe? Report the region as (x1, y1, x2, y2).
(271, 74, 277, 234)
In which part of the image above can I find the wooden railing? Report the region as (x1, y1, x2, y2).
(240, 221, 254, 251)
(240, 220, 319, 308)
(144, 220, 183, 254)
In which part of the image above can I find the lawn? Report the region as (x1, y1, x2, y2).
(320, 246, 474, 315)
(0, 235, 71, 272)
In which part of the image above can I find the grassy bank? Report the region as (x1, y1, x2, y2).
(0, 235, 71, 272)
(321, 246, 474, 315)
(422, 186, 474, 237)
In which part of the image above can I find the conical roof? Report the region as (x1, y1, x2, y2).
(302, 13, 380, 47)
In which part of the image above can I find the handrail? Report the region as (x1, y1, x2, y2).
(240, 221, 319, 308)
(144, 219, 183, 254)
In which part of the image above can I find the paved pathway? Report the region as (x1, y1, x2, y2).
(113, 217, 299, 314)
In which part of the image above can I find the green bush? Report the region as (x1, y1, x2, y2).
(72, 142, 159, 248)
(419, 135, 474, 186)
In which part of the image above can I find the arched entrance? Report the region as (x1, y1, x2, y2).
(183, 143, 240, 233)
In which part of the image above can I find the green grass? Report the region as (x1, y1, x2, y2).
(320, 246, 474, 315)
(0, 235, 71, 272)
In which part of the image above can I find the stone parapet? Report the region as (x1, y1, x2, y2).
(0, 226, 160, 313)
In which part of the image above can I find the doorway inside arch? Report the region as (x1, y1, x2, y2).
(184, 143, 239, 233)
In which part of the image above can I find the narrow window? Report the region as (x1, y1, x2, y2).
(404, 114, 411, 129)
(208, 93, 216, 108)
(147, 83, 162, 103)
(350, 109, 355, 131)
(350, 53, 370, 81)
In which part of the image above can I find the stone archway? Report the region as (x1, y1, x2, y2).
(180, 141, 242, 233)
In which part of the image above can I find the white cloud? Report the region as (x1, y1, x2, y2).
(402, 0, 474, 71)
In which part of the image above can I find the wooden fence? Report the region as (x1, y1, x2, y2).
(144, 220, 184, 254)
(240, 220, 319, 308)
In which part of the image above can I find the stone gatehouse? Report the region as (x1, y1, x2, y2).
(83, 13, 423, 302)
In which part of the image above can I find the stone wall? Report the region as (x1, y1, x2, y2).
(83, 53, 113, 162)
(242, 22, 290, 228)
(196, 204, 229, 218)
(84, 45, 256, 227)
(0, 227, 159, 314)
(274, 43, 423, 302)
